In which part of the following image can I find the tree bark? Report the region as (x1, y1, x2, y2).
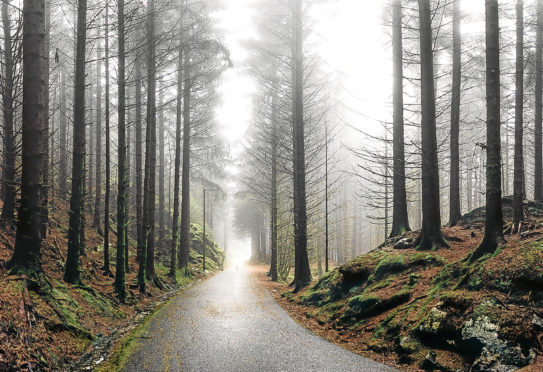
(140, 0, 157, 291)
(40, 0, 51, 239)
(449, 0, 462, 226)
(291, 0, 311, 290)
(159, 84, 165, 250)
(94, 33, 103, 234)
(471, 0, 504, 261)
(103, 4, 112, 276)
(170, 36, 183, 279)
(415, 0, 447, 251)
(59, 69, 68, 199)
(536, 0, 543, 201)
(135, 57, 143, 263)
(179, 47, 192, 272)
(64, 0, 87, 284)
(513, 0, 525, 230)
(1, 0, 16, 225)
(390, 0, 411, 237)
(8, 0, 45, 276)
(270, 80, 278, 282)
(115, 0, 127, 301)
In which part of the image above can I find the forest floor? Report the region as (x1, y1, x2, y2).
(0, 199, 223, 371)
(256, 198, 543, 372)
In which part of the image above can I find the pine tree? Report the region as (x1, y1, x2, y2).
(170, 28, 183, 279)
(470, 0, 504, 261)
(64, 0, 88, 284)
(115, 0, 127, 301)
(1, 0, 16, 225)
(8, 0, 46, 277)
(513, 0, 525, 231)
(179, 46, 192, 272)
(449, 0, 462, 226)
(415, 0, 448, 251)
(389, 0, 411, 237)
(103, 3, 113, 277)
(291, 0, 311, 290)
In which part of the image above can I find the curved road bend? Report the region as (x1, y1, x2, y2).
(122, 266, 398, 372)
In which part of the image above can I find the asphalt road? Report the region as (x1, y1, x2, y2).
(121, 266, 397, 372)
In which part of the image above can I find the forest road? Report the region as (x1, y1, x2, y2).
(121, 266, 397, 372)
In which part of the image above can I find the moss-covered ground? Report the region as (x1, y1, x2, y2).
(261, 204, 543, 371)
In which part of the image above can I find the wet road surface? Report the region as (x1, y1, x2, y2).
(121, 266, 397, 372)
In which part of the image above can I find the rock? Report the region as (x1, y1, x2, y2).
(531, 314, 543, 330)
(394, 238, 414, 250)
(461, 315, 534, 371)
(420, 351, 448, 371)
(398, 336, 420, 355)
(418, 307, 447, 335)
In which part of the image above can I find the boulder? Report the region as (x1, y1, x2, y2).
(418, 307, 447, 335)
(420, 351, 448, 371)
(398, 336, 420, 355)
(531, 314, 543, 330)
(394, 238, 415, 250)
(461, 315, 534, 372)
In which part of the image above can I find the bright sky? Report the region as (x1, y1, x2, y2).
(213, 0, 392, 148)
(213, 0, 487, 147)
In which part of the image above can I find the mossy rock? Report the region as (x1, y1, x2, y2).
(371, 255, 406, 282)
(398, 336, 422, 355)
(344, 290, 411, 320)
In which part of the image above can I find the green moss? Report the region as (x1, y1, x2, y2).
(79, 290, 123, 319)
(349, 294, 380, 313)
(371, 255, 406, 282)
(466, 266, 485, 290)
(313, 270, 341, 290)
(98, 273, 198, 372)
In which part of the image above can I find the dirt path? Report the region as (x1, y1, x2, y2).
(121, 266, 397, 372)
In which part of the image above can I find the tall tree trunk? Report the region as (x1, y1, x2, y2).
(103, 4, 113, 277)
(64, 0, 87, 284)
(1, 0, 16, 225)
(8, 0, 46, 276)
(135, 58, 143, 263)
(415, 0, 447, 251)
(40, 0, 51, 239)
(390, 0, 411, 237)
(50, 78, 56, 200)
(471, 0, 504, 261)
(140, 0, 157, 291)
(170, 38, 183, 279)
(537, 0, 543, 201)
(467, 164, 473, 212)
(270, 82, 278, 282)
(94, 35, 103, 234)
(384, 138, 389, 240)
(179, 47, 192, 272)
(291, 0, 311, 290)
(325, 122, 329, 272)
(125, 92, 131, 274)
(59, 69, 68, 199)
(88, 84, 94, 218)
(449, 0, 462, 226)
(115, 0, 127, 301)
(513, 0, 525, 230)
(158, 84, 165, 249)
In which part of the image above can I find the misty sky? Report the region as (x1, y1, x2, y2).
(213, 0, 486, 149)
(211, 0, 487, 258)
